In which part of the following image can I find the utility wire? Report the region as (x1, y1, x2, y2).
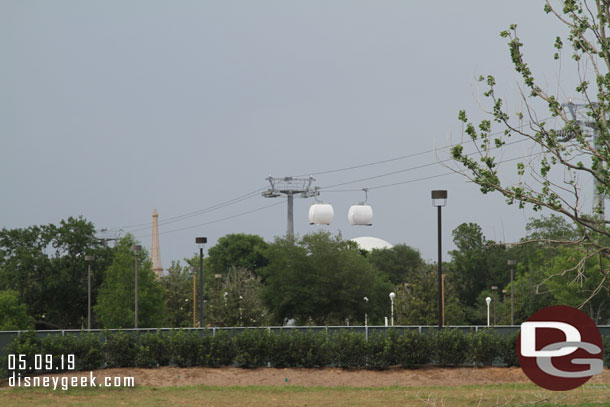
(292, 117, 547, 178)
(322, 151, 543, 192)
(119, 186, 267, 231)
(318, 138, 528, 190)
(117, 118, 549, 234)
(133, 200, 285, 238)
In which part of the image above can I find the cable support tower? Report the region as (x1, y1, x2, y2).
(555, 101, 606, 217)
(262, 175, 318, 238)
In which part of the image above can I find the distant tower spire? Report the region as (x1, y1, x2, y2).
(151, 209, 163, 277)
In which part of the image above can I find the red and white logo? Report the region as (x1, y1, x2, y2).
(517, 305, 603, 391)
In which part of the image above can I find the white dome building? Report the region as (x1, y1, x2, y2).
(350, 236, 393, 251)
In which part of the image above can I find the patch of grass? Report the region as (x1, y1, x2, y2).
(2, 383, 610, 406)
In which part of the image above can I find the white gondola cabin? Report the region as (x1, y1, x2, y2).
(308, 203, 334, 225)
(348, 204, 373, 226)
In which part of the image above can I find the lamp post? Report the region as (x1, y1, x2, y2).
(491, 286, 498, 326)
(431, 190, 448, 329)
(195, 237, 207, 328)
(507, 259, 516, 325)
(363, 296, 369, 328)
(85, 255, 95, 330)
(192, 267, 197, 328)
(485, 297, 491, 327)
(389, 292, 396, 326)
(131, 245, 142, 329)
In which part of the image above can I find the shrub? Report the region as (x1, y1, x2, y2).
(136, 331, 170, 368)
(499, 332, 519, 367)
(207, 330, 235, 367)
(434, 329, 470, 366)
(1, 331, 42, 377)
(395, 330, 432, 368)
(268, 330, 294, 367)
(169, 330, 201, 367)
(329, 331, 368, 368)
(234, 329, 269, 368)
(105, 330, 138, 368)
(367, 331, 396, 370)
(41, 334, 88, 372)
(602, 336, 610, 367)
(73, 332, 105, 370)
(470, 329, 501, 366)
(291, 329, 330, 368)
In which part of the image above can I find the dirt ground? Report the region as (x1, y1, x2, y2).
(3, 366, 610, 388)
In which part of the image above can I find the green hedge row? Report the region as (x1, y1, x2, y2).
(0, 328, 520, 376)
(5, 328, 606, 376)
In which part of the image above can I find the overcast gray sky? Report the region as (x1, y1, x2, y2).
(1, 1, 587, 267)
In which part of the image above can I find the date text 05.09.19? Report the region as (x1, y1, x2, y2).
(7, 354, 76, 372)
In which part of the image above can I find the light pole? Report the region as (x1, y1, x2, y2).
(85, 255, 95, 330)
(485, 297, 491, 327)
(389, 292, 396, 326)
(507, 259, 516, 325)
(491, 286, 498, 326)
(131, 245, 142, 329)
(431, 190, 448, 329)
(192, 267, 197, 328)
(239, 295, 243, 325)
(195, 237, 207, 328)
(363, 296, 369, 328)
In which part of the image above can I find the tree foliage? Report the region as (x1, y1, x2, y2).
(261, 232, 393, 325)
(0, 290, 34, 330)
(160, 261, 194, 328)
(451, 1, 610, 304)
(94, 235, 166, 328)
(207, 267, 269, 327)
(207, 233, 269, 277)
(0, 217, 114, 329)
(366, 244, 424, 285)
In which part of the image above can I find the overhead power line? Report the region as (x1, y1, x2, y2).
(291, 117, 548, 179)
(321, 151, 543, 192)
(317, 138, 528, 190)
(118, 187, 267, 232)
(133, 201, 285, 238)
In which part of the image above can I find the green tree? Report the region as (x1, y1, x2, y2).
(207, 234, 269, 277)
(207, 267, 269, 327)
(0, 290, 34, 330)
(261, 232, 393, 325)
(449, 223, 509, 310)
(393, 264, 438, 325)
(450, 1, 610, 305)
(160, 261, 194, 328)
(366, 244, 424, 285)
(0, 217, 114, 329)
(94, 235, 166, 328)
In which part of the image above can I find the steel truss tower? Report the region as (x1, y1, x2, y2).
(151, 209, 163, 277)
(262, 176, 318, 238)
(556, 101, 607, 217)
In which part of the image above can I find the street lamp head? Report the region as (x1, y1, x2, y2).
(195, 237, 207, 245)
(507, 259, 517, 266)
(85, 255, 95, 262)
(389, 292, 396, 300)
(131, 245, 142, 252)
(363, 296, 369, 303)
(485, 296, 492, 304)
(431, 190, 448, 207)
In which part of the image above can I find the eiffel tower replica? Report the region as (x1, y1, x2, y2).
(151, 209, 164, 278)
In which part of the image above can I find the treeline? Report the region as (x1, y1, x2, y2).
(0, 214, 608, 330)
